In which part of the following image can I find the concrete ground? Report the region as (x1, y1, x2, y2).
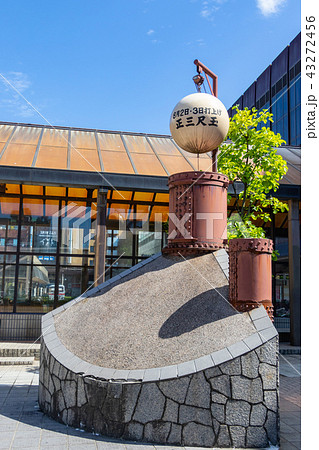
(0, 350, 301, 450)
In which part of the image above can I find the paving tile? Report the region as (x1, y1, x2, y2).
(280, 423, 298, 434)
(159, 365, 177, 380)
(127, 369, 145, 381)
(0, 431, 16, 441)
(14, 430, 42, 438)
(253, 315, 273, 331)
(211, 348, 232, 365)
(0, 442, 14, 450)
(39, 446, 68, 450)
(155, 447, 183, 449)
(290, 424, 302, 433)
(177, 360, 196, 377)
(279, 441, 300, 450)
(68, 435, 96, 443)
(248, 306, 267, 321)
(16, 423, 41, 432)
(96, 442, 126, 449)
(243, 332, 263, 350)
(185, 447, 209, 450)
(112, 369, 129, 381)
(69, 445, 97, 450)
(258, 327, 278, 342)
(40, 437, 69, 446)
(11, 446, 37, 450)
(280, 430, 300, 440)
(227, 340, 250, 358)
(11, 440, 41, 449)
(0, 423, 17, 431)
(280, 412, 301, 426)
(193, 354, 214, 372)
(143, 367, 161, 382)
(124, 445, 155, 450)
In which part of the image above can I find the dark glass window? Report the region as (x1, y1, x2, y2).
(0, 185, 168, 313)
(0, 197, 20, 253)
(289, 76, 301, 145)
(257, 101, 270, 130)
(21, 199, 59, 254)
(271, 88, 289, 143)
(0, 258, 16, 312)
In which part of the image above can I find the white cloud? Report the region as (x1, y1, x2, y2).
(0, 72, 36, 118)
(200, 0, 227, 21)
(2, 72, 31, 92)
(146, 29, 161, 44)
(256, 0, 287, 16)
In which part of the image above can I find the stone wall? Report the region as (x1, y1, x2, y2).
(39, 335, 279, 448)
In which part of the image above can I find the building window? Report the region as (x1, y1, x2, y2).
(0, 185, 169, 313)
(257, 101, 270, 130)
(271, 84, 289, 143)
(289, 75, 301, 145)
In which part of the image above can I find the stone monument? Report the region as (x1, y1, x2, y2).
(39, 91, 279, 448)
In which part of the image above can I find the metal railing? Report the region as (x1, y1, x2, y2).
(0, 313, 42, 342)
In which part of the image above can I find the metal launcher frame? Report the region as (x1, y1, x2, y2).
(193, 59, 218, 97)
(193, 59, 219, 171)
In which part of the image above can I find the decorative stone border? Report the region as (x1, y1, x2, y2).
(214, 248, 229, 280)
(42, 306, 276, 383)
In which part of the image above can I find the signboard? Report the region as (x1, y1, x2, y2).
(35, 228, 57, 251)
(170, 93, 229, 154)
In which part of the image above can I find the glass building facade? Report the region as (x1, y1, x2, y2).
(228, 33, 301, 146)
(228, 33, 301, 334)
(0, 185, 169, 315)
(0, 172, 299, 336)
(289, 60, 301, 146)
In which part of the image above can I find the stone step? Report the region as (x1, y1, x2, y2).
(0, 356, 35, 365)
(0, 343, 41, 360)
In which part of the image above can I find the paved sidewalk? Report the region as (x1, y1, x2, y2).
(278, 353, 301, 450)
(0, 353, 301, 449)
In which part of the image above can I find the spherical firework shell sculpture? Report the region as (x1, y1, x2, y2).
(170, 93, 229, 154)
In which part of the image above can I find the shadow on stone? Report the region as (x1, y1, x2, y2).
(159, 285, 232, 338)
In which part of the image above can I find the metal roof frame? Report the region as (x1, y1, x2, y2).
(0, 165, 169, 192)
(0, 165, 300, 199)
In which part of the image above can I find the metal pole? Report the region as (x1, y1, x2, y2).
(94, 188, 108, 286)
(53, 200, 62, 309)
(288, 198, 301, 346)
(212, 149, 218, 172)
(13, 196, 23, 313)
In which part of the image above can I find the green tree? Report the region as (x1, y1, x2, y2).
(218, 106, 289, 241)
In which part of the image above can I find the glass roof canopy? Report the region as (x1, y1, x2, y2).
(0, 122, 300, 192)
(0, 122, 210, 172)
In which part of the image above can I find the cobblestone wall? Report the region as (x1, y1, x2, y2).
(39, 336, 279, 448)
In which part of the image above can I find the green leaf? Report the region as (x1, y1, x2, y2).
(222, 107, 289, 239)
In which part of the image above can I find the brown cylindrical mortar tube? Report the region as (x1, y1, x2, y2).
(228, 238, 274, 320)
(164, 171, 229, 254)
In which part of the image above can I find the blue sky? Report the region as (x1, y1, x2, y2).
(0, 0, 300, 135)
